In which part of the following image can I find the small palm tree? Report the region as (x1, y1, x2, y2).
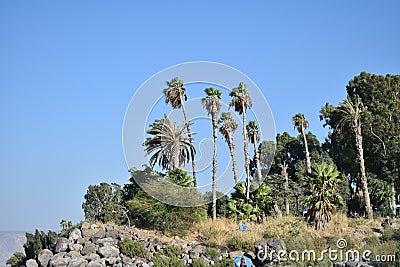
(202, 88, 222, 221)
(247, 121, 263, 183)
(163, 77, 197, 186)
(143, 114, 196, 171)
(60, 219, 68, 230)
(292, 113, 312, 173)
(338, 96, 373, 219)
(301, 162, 344, 230)
(229, 82, 252, 198)
(218, 112, 239, 184)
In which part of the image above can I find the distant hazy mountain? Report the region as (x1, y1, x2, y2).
(0, 232, 25, 267)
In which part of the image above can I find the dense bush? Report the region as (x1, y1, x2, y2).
(120, 238, 148, 258)
(24, 230, 58, 260)
(152, 254, 185, 267)
(227, 235, 254, 252)
(6, 252, 25, 267)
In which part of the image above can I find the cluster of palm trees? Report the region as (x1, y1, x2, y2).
(143, 78, 264, 221)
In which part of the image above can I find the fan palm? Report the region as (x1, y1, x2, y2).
(301, 162, 344, 230)
(218, 112, 239, 184)
(229, 82, 252, 198)
(247, 121, 263, 183)
(163, 77, 197, 186)
(143, 114, 196, 171)
(202, 88, 222, 221)
(292, 113, 312, 174)
(338, 96, 373, 219)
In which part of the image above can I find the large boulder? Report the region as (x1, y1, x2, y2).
(93, 237, 115, 247)
(98, 245, 120, 258)
(81, 222, 91, 230)
(254, 238, 286, 266)
(26, 259, 39, 267)
(81, 243, 98, 256)
(67, 257, 88, 267)
(55, 238, 71, 253)
(50, 255, 69, 267)
(86, 259, 105, 267)
(189, 245, 206, 259)
(83, 253, 100, 262)
(69, 229, 82, 241)
(69, 243, 83, 252)
(38, 249, 53, 267)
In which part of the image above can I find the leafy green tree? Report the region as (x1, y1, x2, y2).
(6, 252, 25, 267)
(301, 162, 344, 230)
(126, 168, 206, 235)
(202, 87, 222, 220)
(143, 114, 196, 171)
(292, 113, 312, 174)
(229, 82, 252, 198)
(82, 182, 126, 224)
(247, 121, 263, 183)
(218, 112, 239, 184)
(23, 230, 58, 260)
(163, 77, 197, 185)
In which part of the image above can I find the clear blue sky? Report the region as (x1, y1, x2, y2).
(0, 1, 399, 231)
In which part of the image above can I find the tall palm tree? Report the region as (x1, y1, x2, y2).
(301, 162, 344, 230)
(202, 88, 222, 221)
(163, 77, 197, 186)
(143, 114, 196, 171)
(218, 112, 239, 184)
(292, 113, 312, 174)
(247, 121, 263, 183)
(338, 96, 373, 219)
(229, 82, 252, 198)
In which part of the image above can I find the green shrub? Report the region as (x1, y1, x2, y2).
(206, 247, 221, 258)
(152, 255, 185, 267)
(164, 244, 182, 258)
(227, 236, 254, 252)
(192, 258, 208, 267)
(214, 257, 234, 267)
(120, 238, 148, 258)
(6, 252, 25, 267)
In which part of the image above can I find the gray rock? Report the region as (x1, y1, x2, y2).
(112, 263, 123, 267)
(105, 225, 114, 232)
(98, 245, 120, 258)
(69, 229, 82, 241)
(38, 249, 53, 267)
(26, 259, 38, 267)
(81, 243, 98, 255)
(94, 237, 115, 247)
(50, 256, 70, 267)
(189, 244, 206, 259)
(92, 230, 106, 239)
(255, 237, 286, 264)
(105, 230, 118, 239)
(66, 251, 81, 258)
(69, 244, 83, 252)
(83, 253, 100, 262)
(228, 250, 243, 259)
(141, 263, 150, 267)
(105, 257, 118, 265)
(55, 238, 71, 253)
(120, 254, 134, 264)
(67, 257, 88, 267)
(81, 229, 97, 239)
(81, 222, 91, 230)
(86, 259, 105, 267)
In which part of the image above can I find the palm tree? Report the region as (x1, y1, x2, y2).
(163, 77, 197, 186)
(60, 219, 68, 230)
(292, 113, 312, 174)
(202, 88, 222, 221)
(247, 121, 263, 183)
(338, 96, 373, 219)
(218, 112, 239, 184)
(301, 162, 344, 230)
(143, 114, 196, 171)
(229, 82, 252, 198)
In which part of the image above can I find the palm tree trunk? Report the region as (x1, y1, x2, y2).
(212, 114, 218, 221)
(227, 133, 239, 184)
(281, 163, 290, 215)
(253, 136, 262, 183)
(242, 103, 250, 199)
(173, 141, 180, 170)
(273, 202, 282, 218)
(354, 121, 373, 219)
(180, 99, 197, 186)
(301, 126, 312, 174)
